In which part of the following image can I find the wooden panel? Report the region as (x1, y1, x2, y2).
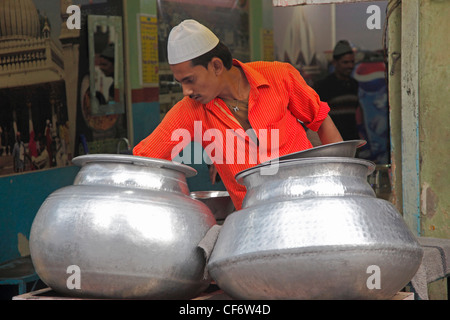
(13, 287, 414, 300)
(401, 0, 421, 236)
(272, 0, 385, 7)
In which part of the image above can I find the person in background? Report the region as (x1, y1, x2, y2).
(32, 134, 50, 170)
(12, 132, 25, 172)
(45, 119, 54, 167)
(98, 44, 115, 101)
(0, 126, 3, 156)
(133, 20, 343, 210)
(314, 40, 360, 141)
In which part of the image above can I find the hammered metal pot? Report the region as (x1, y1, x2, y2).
(208, 157, 423, 300)
(29, 154, 216, 299)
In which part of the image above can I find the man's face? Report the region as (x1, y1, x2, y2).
(333, 53, 355, 79)
(170, 60, 219, 104)
(99, 57, 114, 77)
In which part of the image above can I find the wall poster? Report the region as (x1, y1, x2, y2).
(74, 0, 127, 157)
(0, 0, 126, 177)
(138, 14, 159, 87)
(0, 0, 73, 176)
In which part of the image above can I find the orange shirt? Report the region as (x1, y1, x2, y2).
(133, 60, 330, 210)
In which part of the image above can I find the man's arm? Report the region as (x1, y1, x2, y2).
(317, 115, 343, 144)
(133, 99, 194, 159)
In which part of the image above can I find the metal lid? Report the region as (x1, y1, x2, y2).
(235, 156, 376, 182)
(72, 154, 197, 177)
(260, 140, 367, 165)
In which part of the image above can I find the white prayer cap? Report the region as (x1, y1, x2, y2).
(167, 20, 219, 65)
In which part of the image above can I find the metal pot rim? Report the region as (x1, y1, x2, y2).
(190, 191, 230, 199)
(260, 140, 367, 166)
(235, 157, 376, 181)
(72, 154, 197, 177)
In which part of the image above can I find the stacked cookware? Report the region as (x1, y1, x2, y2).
(29, 141, 423, 299)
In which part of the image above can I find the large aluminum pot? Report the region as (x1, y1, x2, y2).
(208, 157, 423, 300)
(30, 154, 216, 299)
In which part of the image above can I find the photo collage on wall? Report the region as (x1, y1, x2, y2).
(0, 0, 128, 177)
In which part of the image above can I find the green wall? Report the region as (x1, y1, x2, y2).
(389, 0, 449, 239)
(0, 166, 79, 263)
(250, 0, 273, 61)
(417, 0, 450, 239)
(124, 0, 160, 146)
(125, 0, 157, 91)
(388, 0, 449, 298)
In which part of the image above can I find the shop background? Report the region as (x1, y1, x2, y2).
(273, 1, 389, 164)
(0, 0, 390, 263)
(0, 0, 126, 178)
(0, 0, 257, 266)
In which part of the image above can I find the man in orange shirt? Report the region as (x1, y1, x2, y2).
(133, 20, 342, 210)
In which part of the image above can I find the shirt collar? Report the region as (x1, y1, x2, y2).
(233, 59, 270, 88)
(206, 59, 269, 111)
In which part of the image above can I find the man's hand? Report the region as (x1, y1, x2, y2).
(317, 115, 343, 144)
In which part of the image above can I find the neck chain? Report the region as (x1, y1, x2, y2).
(232, 74, 241, 113)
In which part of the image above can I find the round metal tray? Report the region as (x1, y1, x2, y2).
(261, 139, 366, 164)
